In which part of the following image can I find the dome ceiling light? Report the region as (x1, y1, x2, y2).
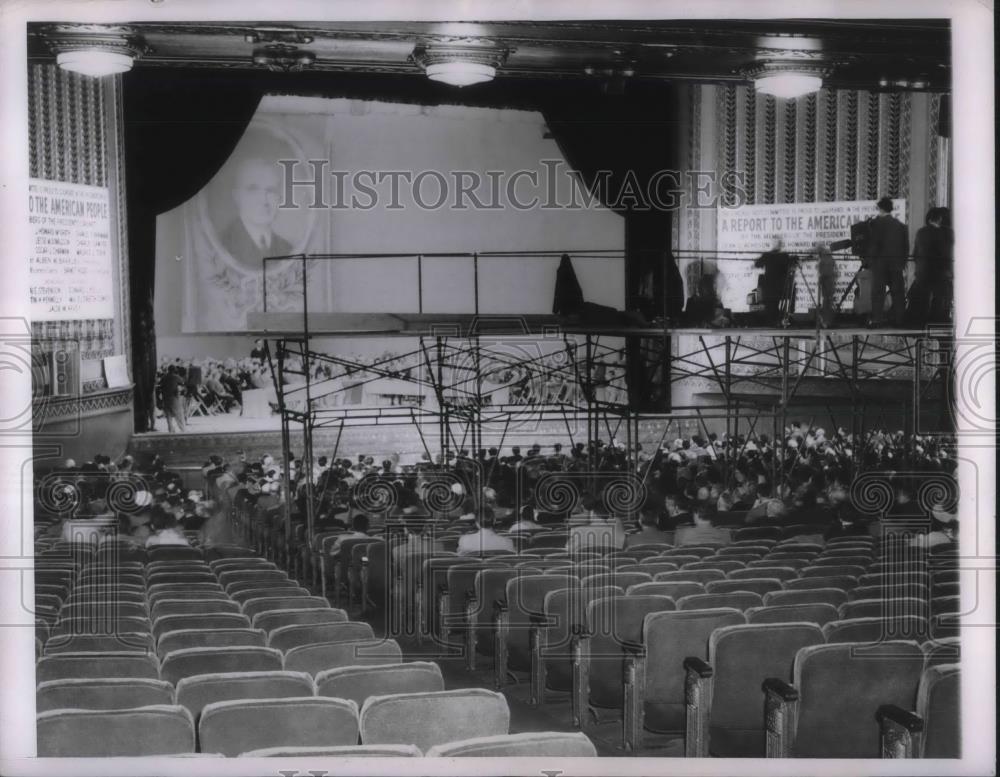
(46, 26, 147, 77)
(743, 60, 831, 99)
(411, 43, 510, 87)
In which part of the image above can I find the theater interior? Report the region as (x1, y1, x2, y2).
(0, 4, 994, 770)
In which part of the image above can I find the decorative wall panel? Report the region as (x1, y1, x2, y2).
(28, 63, 119, 382)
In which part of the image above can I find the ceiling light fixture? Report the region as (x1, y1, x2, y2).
(411, 43, 509, 87)
(47, 28, 147, 77)
(744, 61, 829, 99)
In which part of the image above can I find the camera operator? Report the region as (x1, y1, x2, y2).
(864, 197, 909, 328)
(907, 206, 954, 326)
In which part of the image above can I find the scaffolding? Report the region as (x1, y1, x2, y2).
(250, 251, 952, 545)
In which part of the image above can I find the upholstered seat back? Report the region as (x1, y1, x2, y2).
(159, 646, 282, 685)
(791, 640, 924, 757)
(745, 603, 839, 626)
(36, 651, 159, 683)
(585, 594, 675, 708)
(360, 688, 509, 752)
(316, 661, 444, 707)
(284, 638, 402, 677)
(199, 696, 360, 757)
(36, 678, 173, 712)
(425, 731, 597, 757)
(677, 592, 763, 612)
(918, 663, 960, 758)
(267, 621, 374, 652)
(252, 607, 348, 633)
(706, 578, 783, 597)
(37, 705, 194, 756)
(174, 670, 315, 719)
(707, 622, 824, 757)
(642, 607, 745, 734)
(156, 627, 266, 657)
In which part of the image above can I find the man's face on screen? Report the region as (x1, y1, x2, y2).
(233, 159, 281, 229)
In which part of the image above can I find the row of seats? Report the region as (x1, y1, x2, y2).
(36, 545, 600, 757)
(38, 687, 597, 757)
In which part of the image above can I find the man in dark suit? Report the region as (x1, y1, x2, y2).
(866, 197, 909, 327)
(220, 158, 293, 272)
(159, 366, 185, 433)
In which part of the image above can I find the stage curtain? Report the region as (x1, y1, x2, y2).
(122, 70, 263, 431)
(540, 83, 682, 319)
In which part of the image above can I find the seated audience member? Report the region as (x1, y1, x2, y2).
(391, 514, 445, 566)
(456, 507, 515, 556)
(674, 504, 732, 546)
(567, 494, 626, 553)
(328, 513, 371, 553)
(508, 505, 545, 534)
(662, 492, 693, 530)
(145, 505, 191, 547)
(744, 481, 785, 524)
(626, 503, 674, 547)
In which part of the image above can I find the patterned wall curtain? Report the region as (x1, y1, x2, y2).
(28, 64, 117, 369)
(711, 84, 914, 209)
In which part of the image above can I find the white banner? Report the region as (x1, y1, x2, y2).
(715, 198, 906, 312)
(29, 179, 115, 321)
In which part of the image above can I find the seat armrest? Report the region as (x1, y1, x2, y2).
(763, 677, 800, 757)
(623, 647, 648, 753)
(762, 677, 798, 702)
(684, 656, 713, 757)
(683, 655, 713, 678)
(621, 639, 646, 657)
(877, 704, 924, 759)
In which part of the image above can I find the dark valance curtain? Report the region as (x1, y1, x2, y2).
(539, 81, 683, 320)
(122, 70, 263, 431)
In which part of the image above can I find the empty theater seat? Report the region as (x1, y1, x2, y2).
(284, 638, 403, 677)
(878, 663, 960, 758)
(159, 646, 283, 685)
(573, 594, 676, 732)
(42, 631, 154, 655)
(198, 696, 360, 757)
(359, 688, 510, 752)
(36, 652, 160, 683)
(251, 607, 349, 632)
(764, 640, 926, 757)
(684, 622, 825, 757)
(266, 621, 374, 652)
(425, 731, 598, 757)
(174, 670, 315, 719)
(622, 607, 746, 753)
(37, 705, 195, 756)
(238, 744, 421, 757)
(745, 603, 840, 626)
(153, 613, 251, 640)
(36, 677, 174, 712)
(156, 628, 267, 656)
(316, 661, 444, 707)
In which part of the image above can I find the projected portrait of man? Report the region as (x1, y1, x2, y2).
(220, 157, 294, 272)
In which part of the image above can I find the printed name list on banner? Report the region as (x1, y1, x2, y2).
(715, 199, 906, 312)
(29, 179, 115, 321)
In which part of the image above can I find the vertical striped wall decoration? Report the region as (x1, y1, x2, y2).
(801, 93, 818, 202)
(884, 93, 902, 198)
(819, 90, 838, 202)
(722, 86, 738, 207)
(841, 91, 859, 200)
(762, 95, 777, 204)
(861, 91, 881, 199)
(927, 94, 941, 206)
(782, 98, 798, 203)
(741, 85, 756, 205)
(897, 93, 912, 204)
(28, 63, 118, 369)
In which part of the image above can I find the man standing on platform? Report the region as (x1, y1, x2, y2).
(753, 238, 794, 326)
(865, 197, 909, 328)
(159, 366, 185, 433)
